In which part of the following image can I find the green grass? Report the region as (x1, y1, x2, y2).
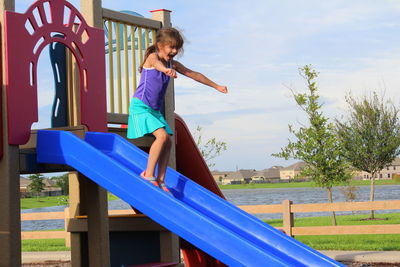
(108, 192, 119, 201)
(219, 179, 400, 190)
(22, 235, 400, 252)
(21, 193, 119, 210)
(21, 196, 69, 210)
(22, 239, 70, 252)
(265, 213, 400, 251)
(296, 234, 400, 251)
(266, 212, 400, 227)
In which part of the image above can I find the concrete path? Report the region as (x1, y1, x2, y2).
(22, 251, 71, 264)
(321, 250, 400, 264)
(22, 250, 400, 264)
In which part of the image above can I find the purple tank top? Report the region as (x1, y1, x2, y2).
(133, 64, 171, 110)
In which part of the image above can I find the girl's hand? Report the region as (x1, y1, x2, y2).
(165, 68, 177, 78)
(216, 85, 228, 94)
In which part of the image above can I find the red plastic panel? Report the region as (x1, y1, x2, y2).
(174, 114, 227, 267)
(175, 114, 225, 197)
(5, 0, 107, 145)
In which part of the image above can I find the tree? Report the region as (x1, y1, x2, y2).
(273, 65, 352, 225)
(51, 173, 69, 195)
(335, 92, 400, 219)
(193, 126, 227, 169)
(27, 173, 45, 198)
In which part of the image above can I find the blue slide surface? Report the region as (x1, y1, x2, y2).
(36, 130, 344, 267)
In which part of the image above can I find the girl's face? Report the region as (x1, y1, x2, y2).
(157, 42, 178, 62)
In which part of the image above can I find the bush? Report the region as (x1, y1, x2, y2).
(392, 173, 400, 182)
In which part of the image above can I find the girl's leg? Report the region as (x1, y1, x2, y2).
(145, 128, 169, 178)
(156, 135, 172, 183)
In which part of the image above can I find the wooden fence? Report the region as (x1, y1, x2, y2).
(239, 199, 400, 237)
(21, 199, 400, 246)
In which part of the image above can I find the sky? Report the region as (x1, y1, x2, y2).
(16, 0, 400, 172)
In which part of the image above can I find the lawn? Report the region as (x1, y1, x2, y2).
(296, 234, 400, 251)
(22, 238, 70, 252)
(21, 193, 119, 210)
(266, 212, 400, 227)
(21, 196, 69, 210)
(265, 212, 400, 251)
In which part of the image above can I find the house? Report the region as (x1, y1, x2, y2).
(359, 157, 400, 180)
(223, 169, 256, 185)
(280, 161, 307, 180)
(251, 166, 283, 183)
(20, 177, 31, 197)
(211, 171, 233, 184)
(20, 177, 62, 197)
(42, 178, 63, 196)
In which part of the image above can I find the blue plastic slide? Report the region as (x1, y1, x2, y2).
(36, 130, 344, 267)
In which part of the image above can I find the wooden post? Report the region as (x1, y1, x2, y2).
(64, 207, 71, 247)
(68, 2, 111, 266)
(81, 0, 103, 30)
(0, 1, 23, 267)
(282, 200, 294, 237)
(160, 231, 180, 263)
(68, 172, 86, 267)
(151, 9, 180, 264)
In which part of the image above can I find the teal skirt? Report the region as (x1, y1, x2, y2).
(127, 98, 173, 139)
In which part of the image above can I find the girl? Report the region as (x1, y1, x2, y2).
(128, 27, 227, 192)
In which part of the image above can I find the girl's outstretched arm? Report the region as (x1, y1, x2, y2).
(173, 60, 228, 93)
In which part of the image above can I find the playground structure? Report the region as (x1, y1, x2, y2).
(1, 1, 180, 266)
(0, 0, 346, 266)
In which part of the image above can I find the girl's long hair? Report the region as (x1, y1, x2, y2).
(139, 27, 184, 72)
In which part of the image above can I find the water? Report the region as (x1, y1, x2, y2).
(22, 185, 400, 230)
(222, 185, 400, 220)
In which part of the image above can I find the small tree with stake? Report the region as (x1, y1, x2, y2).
(193, 126, 227, 169)
(273, 65, 352, 225)
(27, 173, 45, 199)
(336, 92, 400, 219)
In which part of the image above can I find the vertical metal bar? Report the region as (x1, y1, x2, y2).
(123, 24, 129, 113)
(138, 27, 143, 66)
(116, 22, 122, 114)
(131, 25, 137, 93)
(107, 20, 114, 113)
